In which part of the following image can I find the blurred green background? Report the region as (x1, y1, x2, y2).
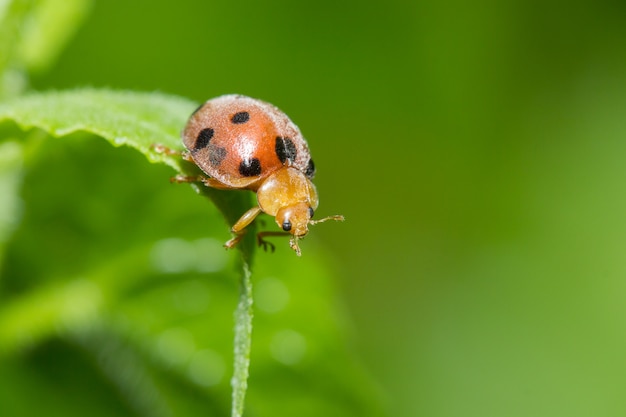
(4, 0, 626, 416)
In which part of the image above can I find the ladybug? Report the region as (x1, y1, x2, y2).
(179, 94, 343, 256)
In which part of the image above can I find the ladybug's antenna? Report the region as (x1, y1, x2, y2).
(288, 215, 344, 256)
(309, 215, 345, 226)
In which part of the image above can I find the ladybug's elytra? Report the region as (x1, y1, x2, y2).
(176, 94, 343, 256)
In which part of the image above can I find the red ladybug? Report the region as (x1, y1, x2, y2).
(180, 94, 343, 256)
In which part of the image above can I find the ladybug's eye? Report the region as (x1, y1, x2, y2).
(282, 220, 292, 232)
(308, 207, 315, 218)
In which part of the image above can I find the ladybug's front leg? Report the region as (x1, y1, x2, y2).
(256, 231, 291, 253)
(224, 206, 263, 250)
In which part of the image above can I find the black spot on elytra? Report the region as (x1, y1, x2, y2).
(209, 146, 227, 166)
(275, 137, 297, 164)
(239, 158, 262, 177)
(195, 128, 214, 150)
(305, 159, 315, 178)
(231, 111, 250, 124)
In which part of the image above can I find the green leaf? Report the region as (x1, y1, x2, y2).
(0, 88, 256, 416)
(231, 262, 252, 417)
(0, 88, 383, 417)
(0, 88, 188, 166)
(0, 89, 253, 226)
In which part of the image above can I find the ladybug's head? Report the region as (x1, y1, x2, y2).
(275, 203, 344, 255)
(257, 167, 344, 255)
(275, 203, 315, 237)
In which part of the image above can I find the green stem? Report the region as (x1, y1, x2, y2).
(231, 259, 253, 417)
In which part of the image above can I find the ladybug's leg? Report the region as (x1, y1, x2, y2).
(172, 174, 206, 184)
(201, 177, 236, 190)
(151, 143, 179, 155)
(224, 206, 263, 250)
(171, 175, 235, 190)
(256, 231, 290, 253)
(151, 144, 193, 161)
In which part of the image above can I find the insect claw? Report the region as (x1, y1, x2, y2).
(224, 231, 246, 250)
(257, 235, 276, 252)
